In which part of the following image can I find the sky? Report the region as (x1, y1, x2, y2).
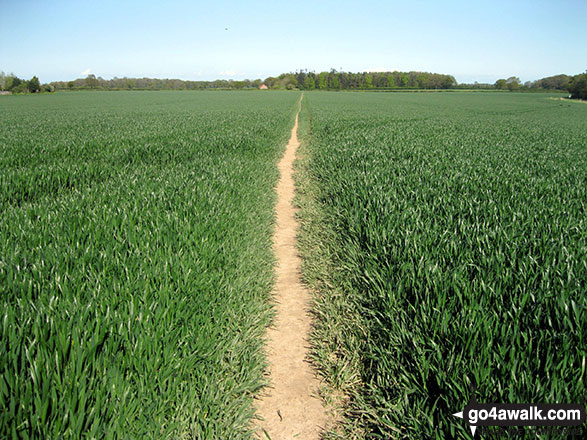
(1, 0, 586, 84)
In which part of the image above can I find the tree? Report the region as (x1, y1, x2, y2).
(386, 74, 396, 88)
(318, 72, 328, 90)
(295, 70, 307, 89)
(263, 76, 277, 88)
(264, 74, 297, 90)
(85, 74, 99, 89)
(330, 72, 340, 89)
(12, 82, 29, 93)
(304, 75, 315, 90)
(4, 75, 21, 91)
(568, 72, 587, 100)
(27, 76, 41, 93)
(417, 72, 431, 88)
(534, 74, 571, 90)
(441, 75, 457, 88)
(279, 74, 297, 90)
(506, 76, 521, 91)
(495, 79, 507, 90)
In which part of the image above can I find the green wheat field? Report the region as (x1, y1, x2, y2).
(1, 91, 585, 439)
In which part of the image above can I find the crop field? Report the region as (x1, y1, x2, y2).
(1, 90, 585, 439)
(0, 91, 300, 438)
(297, 92, 587, 438)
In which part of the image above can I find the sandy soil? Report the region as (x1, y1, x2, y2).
(254, 96, 328, 439)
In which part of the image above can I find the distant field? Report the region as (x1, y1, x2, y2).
(297, 92, 587, 438)
(0, 91, 300, 438)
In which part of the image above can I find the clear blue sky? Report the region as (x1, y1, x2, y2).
(1, 0, 585, 84)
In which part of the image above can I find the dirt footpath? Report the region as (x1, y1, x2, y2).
(254, 96, 328, 439)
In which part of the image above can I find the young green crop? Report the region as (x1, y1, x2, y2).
(297, 92, 587, 439)
(0, 91, 300, 439)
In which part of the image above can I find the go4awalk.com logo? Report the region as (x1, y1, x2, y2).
(452, 385, 586, 437)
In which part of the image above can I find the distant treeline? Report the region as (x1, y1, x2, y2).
(265, 70, 458, 90)
(458, 73, 587, 99)
(49, 75, 264, 91)
(0, 72, 47, 93)
(2, 69, 586, 99)
(46, 71, 457, 91)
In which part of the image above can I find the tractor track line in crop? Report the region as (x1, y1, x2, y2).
(254, 94, 328, 439)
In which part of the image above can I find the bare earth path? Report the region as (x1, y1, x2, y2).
(254, 96, 327, 439)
